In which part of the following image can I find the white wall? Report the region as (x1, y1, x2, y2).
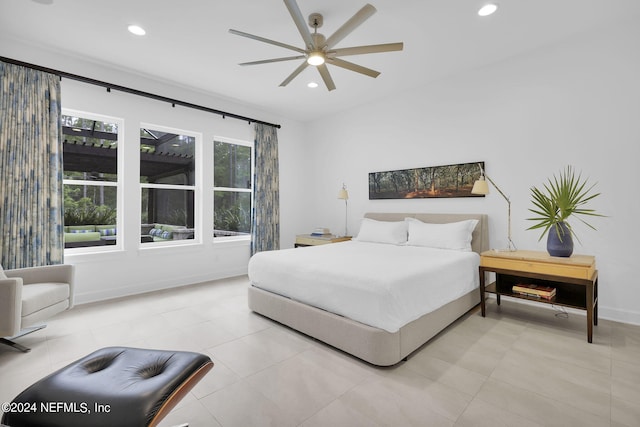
(4, 19, 640, 325)
(1, 40, 311, 303)
(303, 19, 640, 325)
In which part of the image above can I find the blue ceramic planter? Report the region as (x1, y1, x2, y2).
(547, 222, 573, 257)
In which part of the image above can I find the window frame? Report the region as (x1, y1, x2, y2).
(213, 136, 254, 242)
(62, 108, 124, 253)
(139, 122, 202, 247)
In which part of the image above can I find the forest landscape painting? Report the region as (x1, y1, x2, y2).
(369, 161, 485, 199)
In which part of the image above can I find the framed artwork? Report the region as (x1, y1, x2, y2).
(369, 161, 484, 199)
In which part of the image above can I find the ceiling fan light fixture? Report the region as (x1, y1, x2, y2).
(307, 52, 325, 66)
(128, 24, 146, 36)
(229, 0, 403, 90)
(478, 3, 498, 17)
(307, 82, 319, 88)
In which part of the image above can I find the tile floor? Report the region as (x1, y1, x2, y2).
(1, 276, 639, 427)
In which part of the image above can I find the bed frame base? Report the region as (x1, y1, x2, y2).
(248, 212, 488, 366)
(248, 286, 479, 366)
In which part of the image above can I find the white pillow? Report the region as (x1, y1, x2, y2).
(354, 218, 408, 245)
(405, 218, 478, 251)
(0, 264, 7, 279)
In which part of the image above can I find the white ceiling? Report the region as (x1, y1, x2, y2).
(2, 0, 640, 122)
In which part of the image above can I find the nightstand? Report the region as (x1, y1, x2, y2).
(479, 250, 598, 342)
(294, 234, 351, 247)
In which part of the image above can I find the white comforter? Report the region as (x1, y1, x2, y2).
(248, 241, 480, 333)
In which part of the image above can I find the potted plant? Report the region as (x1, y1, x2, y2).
(527, 165, 604, 257)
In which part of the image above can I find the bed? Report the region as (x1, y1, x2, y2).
(248, 212, 489, 366)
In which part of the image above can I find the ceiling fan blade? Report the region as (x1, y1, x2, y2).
(325, 4, 377, 49)
(240, 55, 306, 66)
(283, 0, 315, 50)
(317, 64, 336, 91)
(331, 42, 404, 57)
(329, 58, 380, 78)
(279, 61, 309, 87)
(229, 29, 306, 54)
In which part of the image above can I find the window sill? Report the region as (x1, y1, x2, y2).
(64, 246, 126, 263)
(213, 236, 250, 247)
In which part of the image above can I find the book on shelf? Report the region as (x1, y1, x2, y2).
(512, 283, 556, 298)
(512, 290, 556, 300)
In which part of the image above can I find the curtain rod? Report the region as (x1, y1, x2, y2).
(0, 56, 281, 129)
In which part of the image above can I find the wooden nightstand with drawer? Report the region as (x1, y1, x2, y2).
(479, 250, 598, 342)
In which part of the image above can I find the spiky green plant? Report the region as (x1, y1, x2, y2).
(527, 166, 604, 242)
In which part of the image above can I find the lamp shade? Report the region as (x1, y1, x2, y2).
(471, 178, 489, 195)
(337, 188, 349, 200)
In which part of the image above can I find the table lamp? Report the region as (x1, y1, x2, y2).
(337, 183, 349, 237)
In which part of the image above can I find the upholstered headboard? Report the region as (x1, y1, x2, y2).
(363, 212, 489, 254)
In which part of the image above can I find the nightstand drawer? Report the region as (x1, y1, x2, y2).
(480, 250, 595, 280)
(295, 235, 351, 247)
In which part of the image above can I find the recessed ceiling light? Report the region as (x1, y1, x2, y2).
(128, 25, 146, 36)
(478, 3, 498, 17)
(307, 82, 319, 88)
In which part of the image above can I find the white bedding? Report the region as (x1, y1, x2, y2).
(248, 241, 480, 333)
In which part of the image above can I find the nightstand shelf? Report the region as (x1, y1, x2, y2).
(485, 279, 587, 310)
(479, 250, 598, 342)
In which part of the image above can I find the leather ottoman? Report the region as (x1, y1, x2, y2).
(1, 347, 213, 427)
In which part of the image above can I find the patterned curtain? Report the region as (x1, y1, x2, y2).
(0, 61, 63, 269)
(251, 123, 280, 255)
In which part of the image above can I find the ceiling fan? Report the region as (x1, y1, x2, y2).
(229, 0, 403, 91)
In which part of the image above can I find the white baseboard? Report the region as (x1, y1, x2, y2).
(599, 306, 640, 326)
(74, 268, 248, 305)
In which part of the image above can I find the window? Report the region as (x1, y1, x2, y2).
(140, 125, 198, 244)
(213, 138, 252, 239)
(62, 112, 121, 249)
